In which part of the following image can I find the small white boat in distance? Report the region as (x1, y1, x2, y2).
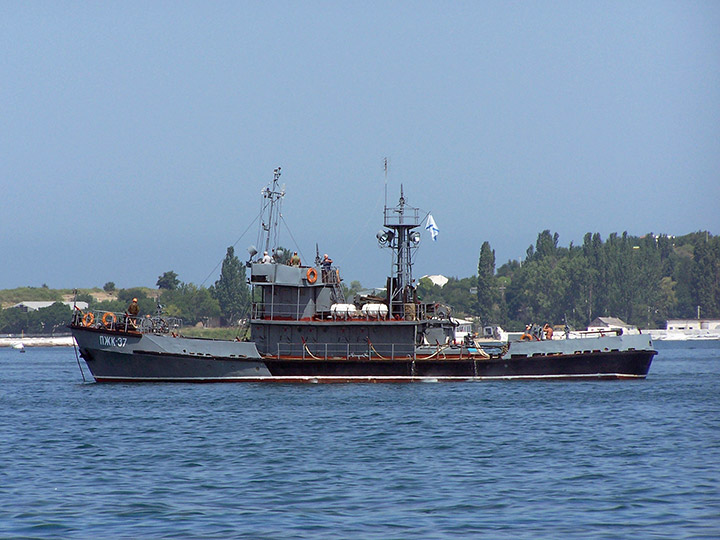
(12, 342, 25, 353)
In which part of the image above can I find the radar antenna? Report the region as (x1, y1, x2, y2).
(376, 187, 422, 317)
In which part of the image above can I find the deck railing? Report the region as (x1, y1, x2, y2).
(273, 341, 417, 361)
(71, 309, 182, 334)
(250, 301, 436, 321)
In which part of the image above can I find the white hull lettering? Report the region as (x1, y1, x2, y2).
(99, 335, 127, 348)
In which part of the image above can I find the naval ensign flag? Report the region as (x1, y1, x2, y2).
(425, 214, 439, 241)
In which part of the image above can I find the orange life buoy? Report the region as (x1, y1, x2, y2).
(306, 267, 318, 284)
(101, 312, 117, 328)
(82, 312, 95, 327)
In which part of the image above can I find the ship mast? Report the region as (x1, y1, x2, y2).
(377, 185, 422, 317)
(259, 167, 285, 256)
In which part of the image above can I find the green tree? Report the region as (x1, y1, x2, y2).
(656, 276, 677, 326)
(673, 248, 695, 317)
(498, 229, 720, 328)
(273, 246, 292, 265)
(560, 249, 592, 328)
(0, 302, 72, 334)
(103, 282, 115, 293)
(417, 277, 443, 303)
(0, 306, 31, 334)
(35, 302, 73, 334)
(342, 280, 364, 301)
(581, 232, 604, 324)
(442, 276, 478, 316)
(212, 247, 250, 325)
(76, 292, 95, 307)
(477, 241, 496, 324)
(632, 234, 663, 327)
(533, 230, 559, 261)
(114, 289, 155, 316)
(416, 276, 478, 318)
(161, 283, 221, 325)
(157, 271, 180, 290)
(691, 234, 720, 318)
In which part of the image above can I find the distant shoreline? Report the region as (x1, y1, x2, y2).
(0, 336, 75, 347)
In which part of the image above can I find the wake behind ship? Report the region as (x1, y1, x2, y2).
(70, 169, 656, 382)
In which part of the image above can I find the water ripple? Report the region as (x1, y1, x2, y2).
(1, 344, 719, 538)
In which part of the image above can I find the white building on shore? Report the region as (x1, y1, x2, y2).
(648, 319, 720, 341)
(9, 301, 88, 312)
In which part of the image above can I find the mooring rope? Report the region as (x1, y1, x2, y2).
(367, 338, 387, 360)
(301, 338, 321, 360)
(417, 344, 451, 360)
(71, 339, 86, 383)
(472, 340, 492, 359)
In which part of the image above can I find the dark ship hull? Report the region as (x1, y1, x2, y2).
(261, 350, 654, 382)
(71, 323, 655, 383)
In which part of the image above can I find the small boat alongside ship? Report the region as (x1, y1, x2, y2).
(70, 169, 656, 383)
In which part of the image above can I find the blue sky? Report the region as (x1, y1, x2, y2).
(2, 1, 719, 291)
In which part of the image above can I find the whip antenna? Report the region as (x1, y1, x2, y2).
(384, 157, 389, 209)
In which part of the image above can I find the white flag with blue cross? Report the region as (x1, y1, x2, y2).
(425, 214, 439, 241)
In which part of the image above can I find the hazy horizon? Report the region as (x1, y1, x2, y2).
(3, 2, 718, 290)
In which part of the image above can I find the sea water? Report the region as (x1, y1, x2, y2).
(1, 342, 718, 539)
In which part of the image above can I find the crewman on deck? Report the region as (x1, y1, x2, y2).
(520, 324, 536, 341)
(127, 298, 140, 329)
(543, 323, 554, 340)
(521, 324, 531, 341)
(321, 253, 333, 281)
(261, 251, 273, 264)
(290, 251, 301, 267)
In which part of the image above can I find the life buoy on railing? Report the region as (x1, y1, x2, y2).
(306, 267, 318, 284)
(82, 312, 95, 327)
(101, 312, 117, 328)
